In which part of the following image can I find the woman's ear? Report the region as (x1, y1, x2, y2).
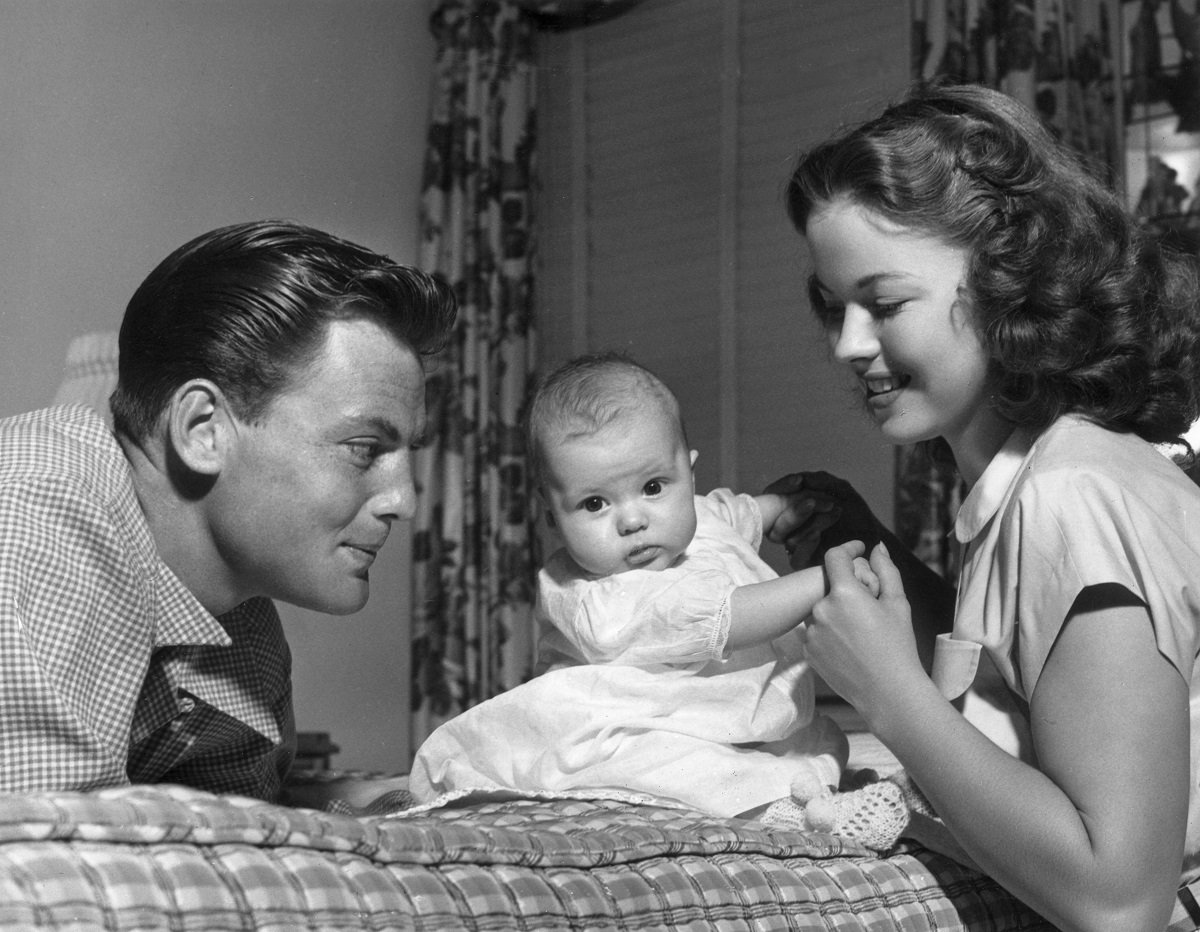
(165, 379, 234, 478)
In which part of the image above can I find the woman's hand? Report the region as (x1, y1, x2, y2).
(767, 471, 956, 671)
(804, 541, 927, 718)
(762, 471, 886, 569)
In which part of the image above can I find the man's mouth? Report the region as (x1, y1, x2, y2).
(345, 542, 383, 565)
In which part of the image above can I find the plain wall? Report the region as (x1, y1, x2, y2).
(0, 0, 436, 772)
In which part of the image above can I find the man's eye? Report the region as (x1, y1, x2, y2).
(344, 440, 380, 463)
(644, 480, 663, 496)
(582, 497, 605, 512)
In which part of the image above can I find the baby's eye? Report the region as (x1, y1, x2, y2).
(582, 497, 605, 513)
(643, 479, 663, 496)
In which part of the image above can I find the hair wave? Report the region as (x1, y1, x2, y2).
(787, 82, 1200, 446)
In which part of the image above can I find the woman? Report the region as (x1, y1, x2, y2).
(770, 83, 1200, 931)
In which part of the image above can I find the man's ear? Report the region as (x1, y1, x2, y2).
(689, 449, 699, 469)
(165, 380, 235, 478)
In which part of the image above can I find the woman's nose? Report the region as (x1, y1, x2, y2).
(830, 305, 879, 366)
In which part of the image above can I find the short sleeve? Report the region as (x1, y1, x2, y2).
(546, 566, 735, 667)
(1011, 468, 1200, 695)
(701, 488, 764, 549)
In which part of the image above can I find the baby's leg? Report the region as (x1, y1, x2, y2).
(758, 769, 911, 852)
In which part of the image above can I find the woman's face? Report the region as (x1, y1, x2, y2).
(804, 198, 1008, 479)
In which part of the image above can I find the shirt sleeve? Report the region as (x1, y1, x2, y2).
(702, 488, 765, 549)
(541, 562, 735, 667)
(0, 475, 149, 791)
(1011, 467, 1200, 695)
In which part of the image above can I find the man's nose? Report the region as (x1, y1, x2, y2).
(374, 452, 416, 523)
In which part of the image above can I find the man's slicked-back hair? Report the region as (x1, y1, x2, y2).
(525, 351, 686, 486)
(110, 219, 458, 440)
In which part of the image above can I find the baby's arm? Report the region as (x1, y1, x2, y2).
(753, 492, 789, 537)
(726, 539, 879, 651)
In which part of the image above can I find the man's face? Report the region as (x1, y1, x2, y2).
(207, 317, 426, 615)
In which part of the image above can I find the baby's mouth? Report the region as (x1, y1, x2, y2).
(627, 545, 661, 566)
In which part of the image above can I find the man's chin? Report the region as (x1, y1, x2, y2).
(289, 583, 370, 616)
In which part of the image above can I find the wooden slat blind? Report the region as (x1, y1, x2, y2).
(535, 0, 909, 561)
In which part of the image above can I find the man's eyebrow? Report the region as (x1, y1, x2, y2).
(351, 416, 402, 442)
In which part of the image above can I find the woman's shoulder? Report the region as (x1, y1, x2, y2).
(1006, 415, 1200, 563)
(1025, 415, 1198, 495)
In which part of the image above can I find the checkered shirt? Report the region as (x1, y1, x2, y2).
(0, 405, 294, 800)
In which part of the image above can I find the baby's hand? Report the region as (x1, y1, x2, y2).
(852, 557, 881, 598)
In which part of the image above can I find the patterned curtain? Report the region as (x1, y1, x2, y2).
(899, 0, 1120, 577)
(410, 0, 540, 757)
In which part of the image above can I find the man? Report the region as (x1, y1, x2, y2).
(0, 220, 455, 801)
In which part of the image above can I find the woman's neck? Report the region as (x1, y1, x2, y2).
(947, 412, 1017, 489)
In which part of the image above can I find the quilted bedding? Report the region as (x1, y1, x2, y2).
(0, 781, 1057, 932)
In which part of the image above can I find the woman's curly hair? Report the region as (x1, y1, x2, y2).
(787, 82, 1200, 446)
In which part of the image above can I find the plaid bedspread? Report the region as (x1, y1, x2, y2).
(0, 783, 1053, 931)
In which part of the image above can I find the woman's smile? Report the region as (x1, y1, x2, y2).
(862, 373, 910, 401)
(804, 198, 1006, 471)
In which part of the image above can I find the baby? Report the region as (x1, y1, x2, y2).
(411, 352, 904, 843)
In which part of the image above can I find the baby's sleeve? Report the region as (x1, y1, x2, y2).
(701, 488, 764, 549)
(561, 568, 738, 667)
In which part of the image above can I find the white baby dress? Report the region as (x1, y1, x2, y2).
(409, 489, 846, 817)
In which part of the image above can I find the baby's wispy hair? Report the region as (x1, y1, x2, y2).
(525, 351, 686, 485)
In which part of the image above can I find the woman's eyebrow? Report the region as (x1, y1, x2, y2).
(810, 270, 911, 294)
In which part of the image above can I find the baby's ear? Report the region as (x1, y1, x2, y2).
(535, 488, 556, 528)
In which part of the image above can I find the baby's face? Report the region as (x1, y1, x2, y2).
(541, 408, 697, 577)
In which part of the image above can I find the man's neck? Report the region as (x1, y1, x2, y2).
(117, 433, 244, 616)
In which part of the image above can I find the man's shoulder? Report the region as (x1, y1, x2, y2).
(0, 405, 126, 490)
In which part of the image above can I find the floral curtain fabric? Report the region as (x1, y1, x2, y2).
(899, 0, 1120, 577)
(410, 0, 539, 756)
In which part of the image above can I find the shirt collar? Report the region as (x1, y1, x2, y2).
(111, 437, 231, 650)
(155, 598, 285, 744)
(151, 561, 234, 648)
(954, 426, 1036, 544)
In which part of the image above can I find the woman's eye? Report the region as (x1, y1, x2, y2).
(870, 300, 906, 318)
(812, 299, 844, 327)
(582, 497, 605, 513)
(643, 480, 663, 496)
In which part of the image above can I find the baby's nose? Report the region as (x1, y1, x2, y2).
(617, 505, 648, 535)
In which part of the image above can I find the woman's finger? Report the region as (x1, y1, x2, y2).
(869, 542, 906, 603)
